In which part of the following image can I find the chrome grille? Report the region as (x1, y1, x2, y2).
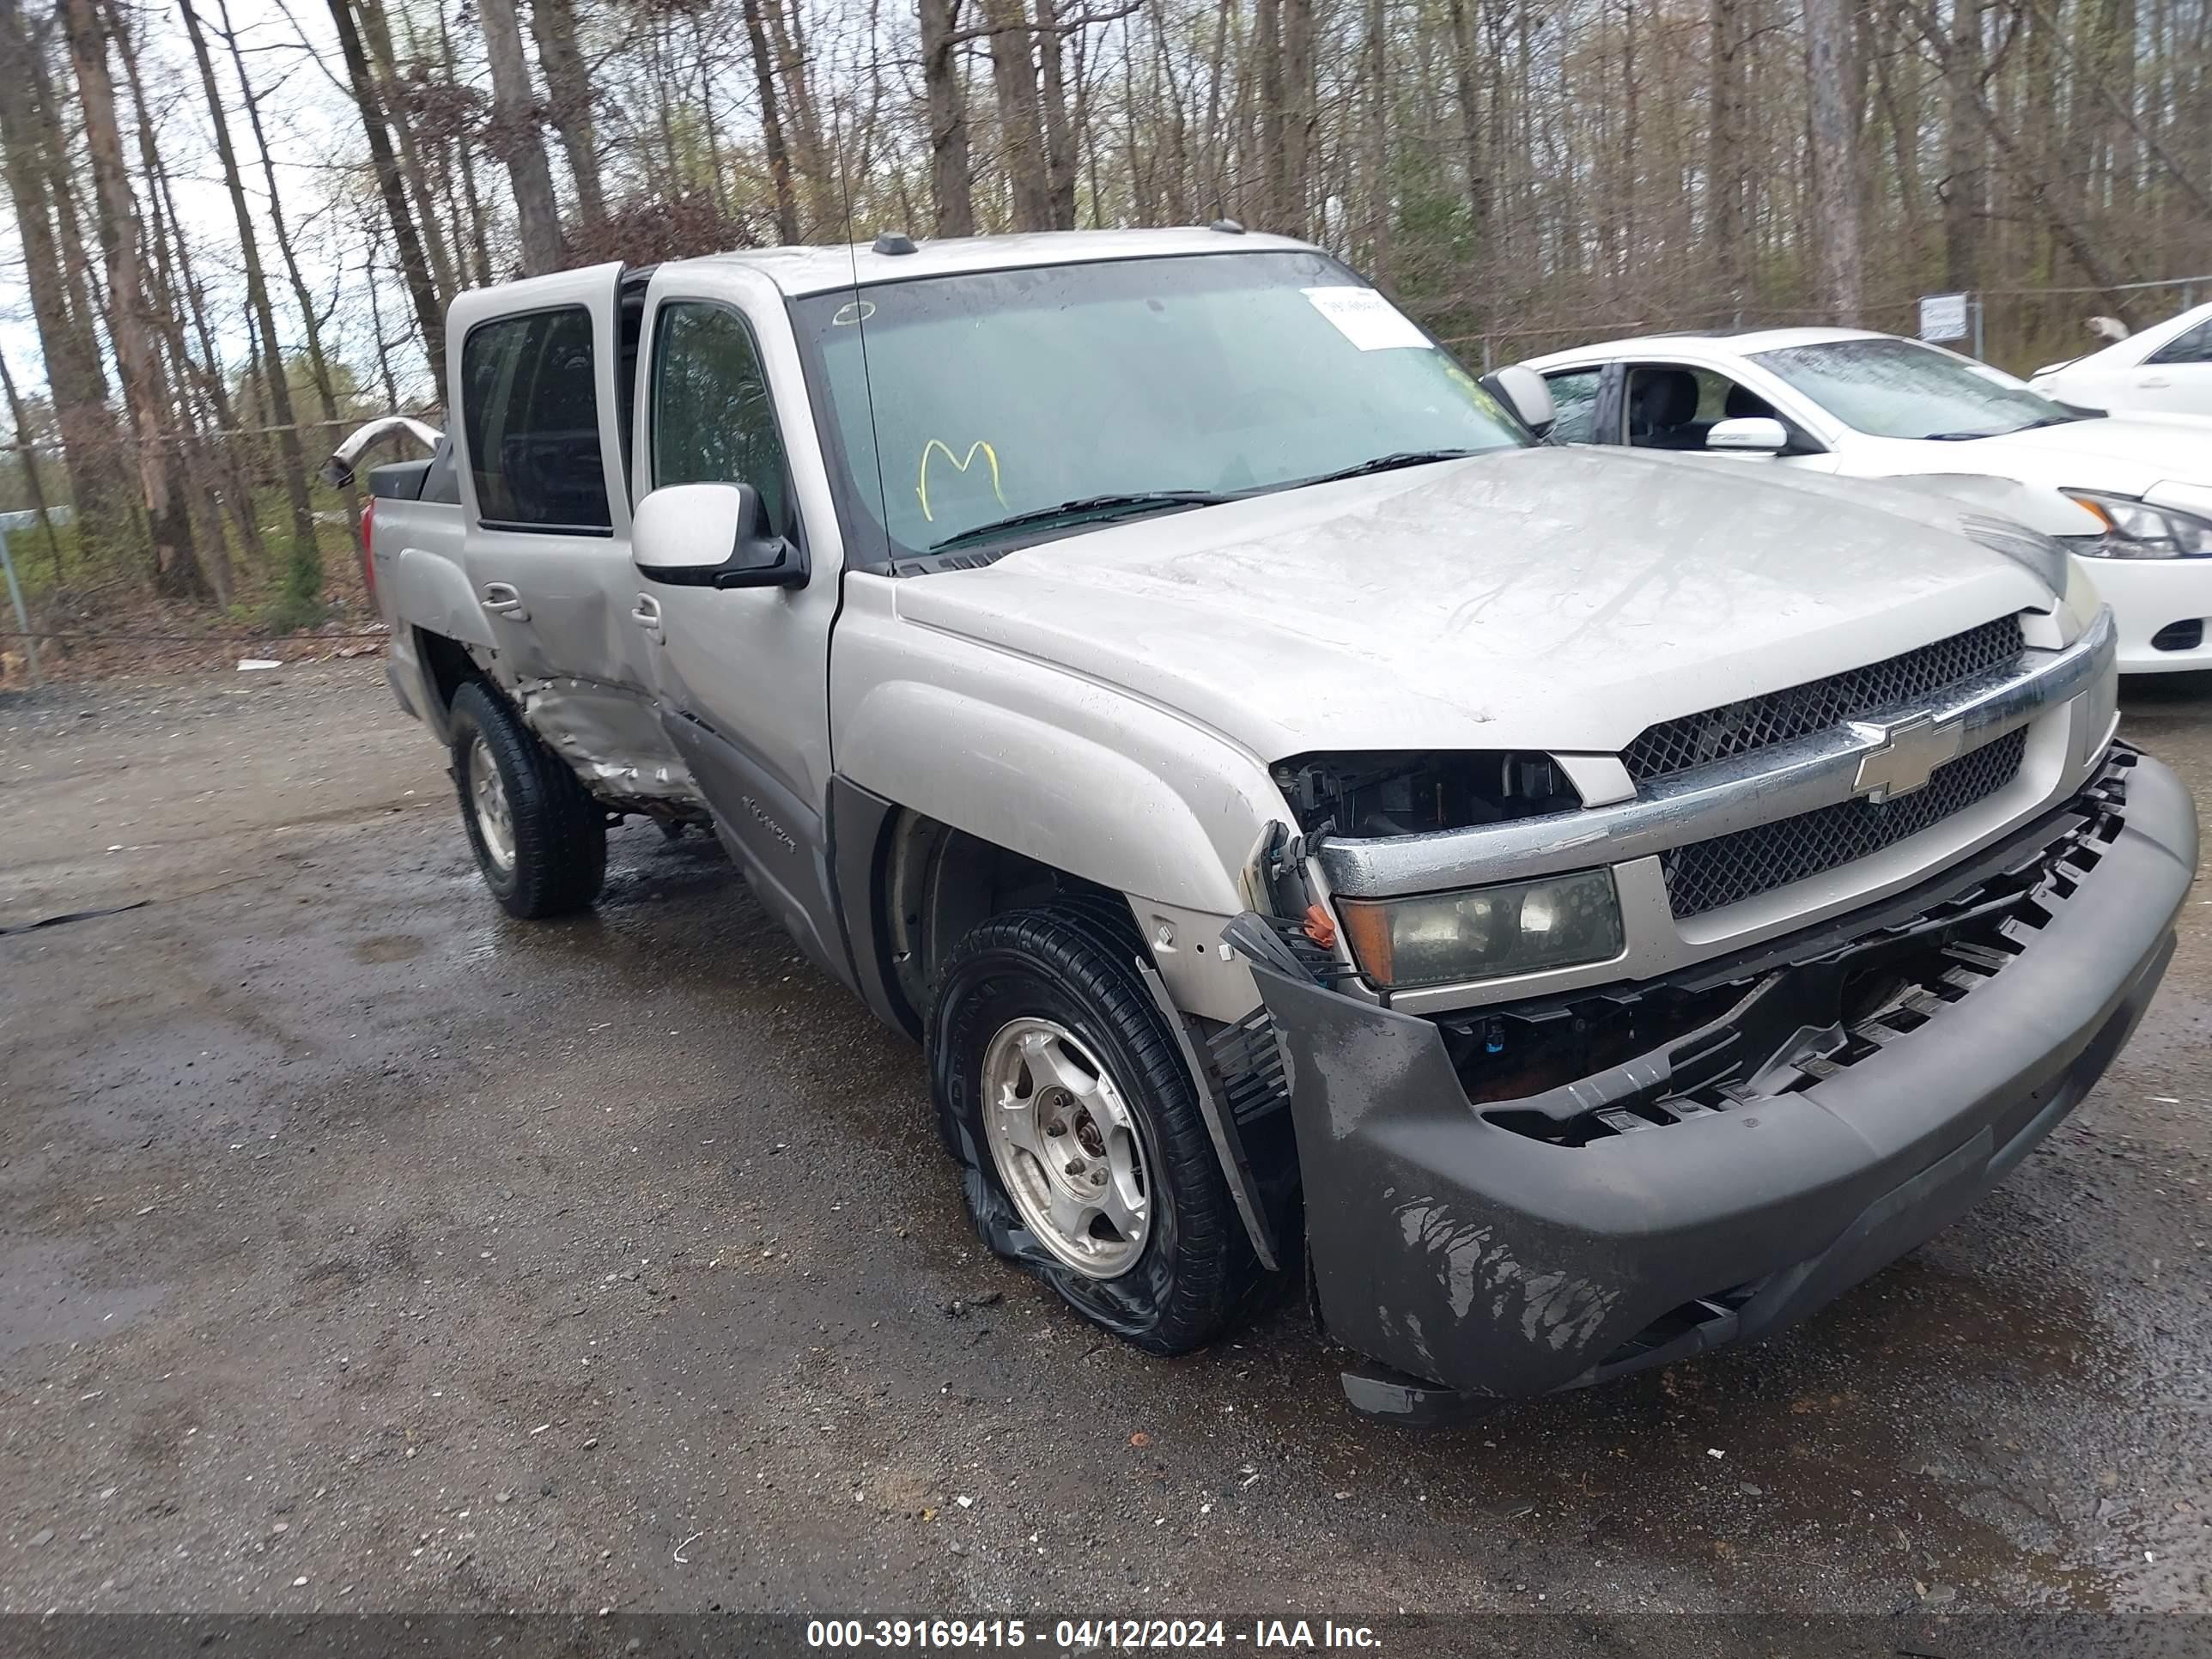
(1623, 615, 2027, 783)
(1662, 727, 2028, 918)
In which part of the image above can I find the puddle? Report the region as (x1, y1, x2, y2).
(0, 1239, 171, 1358)
(352, 933, 427, 963)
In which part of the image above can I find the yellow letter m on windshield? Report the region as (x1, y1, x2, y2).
(917, 439, 1006, 524)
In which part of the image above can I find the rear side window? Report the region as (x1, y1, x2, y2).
(2149, 317, 2212, 366)
(652, 301, 790, 532)
(1542, 369, 1603, 443)
(460, 307, 611, 533)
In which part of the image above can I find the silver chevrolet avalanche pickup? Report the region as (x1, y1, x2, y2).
(348, 227, 2194, 1418)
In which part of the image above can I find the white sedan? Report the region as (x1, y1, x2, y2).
(2032, 301, 2212, 419)
(1519, 327, 2212, 674)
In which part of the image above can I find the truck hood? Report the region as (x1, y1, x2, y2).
(892, 446, 2062, 759)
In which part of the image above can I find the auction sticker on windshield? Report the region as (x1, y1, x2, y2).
(1303, 286, 1431, 350)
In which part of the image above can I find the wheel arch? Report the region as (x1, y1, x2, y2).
(412, 627, 484, 742)
(830, 776, 1133, 1042)
(830, 781, 1293, 1273)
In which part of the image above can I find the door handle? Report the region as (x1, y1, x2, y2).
(2138, 375, 2172, 388)
(630, 593, 664, 641)
(479, 581, 529, 621)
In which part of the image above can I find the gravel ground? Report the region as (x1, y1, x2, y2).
(3, 661, 2210, 1622)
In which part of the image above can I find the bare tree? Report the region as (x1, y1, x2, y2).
(0, 0, 128, 562)
(326, 0, 444, 369)
(356, 0, 457, 304)
(61, 0, 202, 596)
(1036, 0, 1079, 228)
(744, 0, 803, 243)
(4, 0, 2212, 647)
(532, 0, 606, 227)
(921, 0, 976, 234)
(982, 0, 1056, 229)
(1711, 0, 1747, 313)
(1806, 0, 1866, 320)
(1942, 0, 1985, 290)
(479, 0, 562, 274)
(180, 0, 320, 616)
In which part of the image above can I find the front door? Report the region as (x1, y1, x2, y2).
(630, 264, 851, 981)
(448, 265, 691, 799)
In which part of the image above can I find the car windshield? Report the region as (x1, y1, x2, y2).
(1752, 337, 2081, 440)
(789, 250, 1526, 561)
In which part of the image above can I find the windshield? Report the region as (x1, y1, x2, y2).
(1752, 337, 2079, 440)
(789, 251, 1526, 562)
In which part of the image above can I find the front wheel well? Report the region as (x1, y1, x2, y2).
(874, 810, 1133, 1035)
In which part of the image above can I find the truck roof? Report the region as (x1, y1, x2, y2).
(673, 226, 1318, 297)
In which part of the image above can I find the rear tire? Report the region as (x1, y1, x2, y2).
(447, 679, 606, 919)
(929, 902, 1268, 1355)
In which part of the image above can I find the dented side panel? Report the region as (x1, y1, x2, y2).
(515, 678, 701, 807)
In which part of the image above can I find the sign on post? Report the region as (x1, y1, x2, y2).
(1917, 293, 1971, 343)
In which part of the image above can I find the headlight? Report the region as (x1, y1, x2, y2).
(2061, 489, 2212, 558)
(1335, 868, 1625, 989)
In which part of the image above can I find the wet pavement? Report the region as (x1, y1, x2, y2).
(2, 661, 2210, 1617)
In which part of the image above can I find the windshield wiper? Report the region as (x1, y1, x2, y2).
(1923, 412, 2087, 441)
(1285, 448, 1480, 489)
(928, 490, 1233, 553)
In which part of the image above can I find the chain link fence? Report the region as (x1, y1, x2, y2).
(1970, 274, 2207, 372)
(1444, 276, 2209, 374)
(0, 410, 441, 686)
(3, 276, 2205, 687)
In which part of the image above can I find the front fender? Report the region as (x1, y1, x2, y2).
(830, 582, 1293, 1022)
(837, 678, 1252, 915)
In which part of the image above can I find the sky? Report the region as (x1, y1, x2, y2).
(0, 0, 410, 418)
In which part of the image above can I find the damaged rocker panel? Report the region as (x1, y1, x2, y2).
(515, 678, 703, 806)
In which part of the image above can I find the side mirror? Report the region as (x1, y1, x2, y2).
(1706, 416, 1788, 455)
(1483, 364, 1556, 439)
(632, 482, 807, 589)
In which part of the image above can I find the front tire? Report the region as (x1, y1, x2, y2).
(447, 680, 606, 919)
(929, 902, 1267, 1355)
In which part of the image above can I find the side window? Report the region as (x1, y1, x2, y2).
(652, 301, 790, 532)
(1543, 369, 1603, 443)
(460, 307, 611, 532)
(1626, 365, 1782, 449)
(2148, 318, 2212, 366)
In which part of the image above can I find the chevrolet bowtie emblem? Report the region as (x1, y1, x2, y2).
(1850, 711, 1965, 803)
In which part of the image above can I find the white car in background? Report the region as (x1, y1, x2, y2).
(2032, 301, 2212, 419)
(1520, 328, 2212, 674)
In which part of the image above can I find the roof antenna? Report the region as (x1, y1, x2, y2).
(831, 87, 891, 554)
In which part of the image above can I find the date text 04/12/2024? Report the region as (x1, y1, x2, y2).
(804, 1620, 1383, 1649)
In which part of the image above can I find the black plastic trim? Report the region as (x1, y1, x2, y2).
(662, 710, 857, 994)
(827, 775, 919, 1041)
(1244, 750, 2196, 1411)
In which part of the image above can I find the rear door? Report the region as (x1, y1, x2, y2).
(2129, 315, 2212, 417)
(449, 266, 690, 792)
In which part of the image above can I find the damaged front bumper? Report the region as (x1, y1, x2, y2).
(1242, 749, 2195, 1419)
